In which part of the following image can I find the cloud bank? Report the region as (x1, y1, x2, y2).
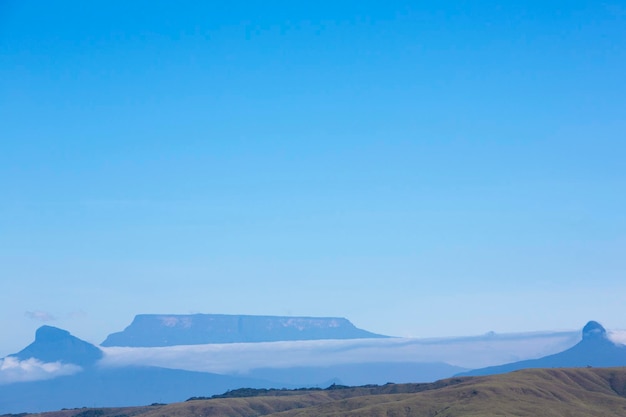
(608, 330, 626, 345)
(0, 357, 82, 385)
(100, 330, 581, 374)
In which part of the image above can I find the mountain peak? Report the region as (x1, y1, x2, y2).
(13, 326, 102, 367)
(34, 325, 72, 341)
(582, 321, 607, 340)
(458, 320, 625, 377)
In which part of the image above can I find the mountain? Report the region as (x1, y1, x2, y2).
(459, 320, 626, 376)
(13, 325, 102, 367)
(6, 319, 613, 413)
(0, 322, 467, 413)
(11, 367, 626, 417)
(0, 365, 283, 414)
(101, 314, 388, 347)
(0, 326, 282, 414)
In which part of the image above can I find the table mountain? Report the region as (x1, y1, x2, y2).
(101, 314, 387, 347)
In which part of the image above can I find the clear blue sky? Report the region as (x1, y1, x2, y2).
(1, 0, 625, 356)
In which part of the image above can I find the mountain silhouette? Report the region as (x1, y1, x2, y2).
(458, 321, 626, 376)
(102, 314, 388, 347)
(13, 325, 103, 367)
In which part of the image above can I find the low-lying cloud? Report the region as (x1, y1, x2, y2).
(608, 330, 626, 345)
(100, 330, 581, 374)
(0, 357, 82, 385)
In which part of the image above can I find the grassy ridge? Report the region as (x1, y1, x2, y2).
(18, 367, 626, 417)
(265, 368, 626, 417)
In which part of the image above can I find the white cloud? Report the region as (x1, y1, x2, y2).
(24, 311, 56, 322)
(608, 330, 626, 345)
(99, 330, 581, 374)
(0, 357, 82, 385)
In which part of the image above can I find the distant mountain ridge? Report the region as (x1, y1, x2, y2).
(101, 314, 388, 347)
(458, 320, 626, 376)
(5, 318, 624, 413)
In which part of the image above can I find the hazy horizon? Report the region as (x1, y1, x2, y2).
(2, 1, 625, 358)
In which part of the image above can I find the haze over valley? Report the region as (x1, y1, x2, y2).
(2, 314, 626, 413)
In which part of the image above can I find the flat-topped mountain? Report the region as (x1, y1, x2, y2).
(14, 325, 103, 367)
(101, 314, 388, 347)
(459, 320, 626, 376)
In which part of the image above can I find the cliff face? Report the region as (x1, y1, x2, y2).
(101, 314, 388, 347)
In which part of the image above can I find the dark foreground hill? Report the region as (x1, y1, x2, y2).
(102, 314, 387, 347)
(11, 367, 626, 417)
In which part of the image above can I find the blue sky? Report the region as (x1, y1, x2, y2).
(1, 0, 625, 356)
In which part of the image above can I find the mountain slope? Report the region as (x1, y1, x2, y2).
(245, 362, 467, 386)
(262, 368, 626, 417)
(102, 314, 387, 347)
(459, 321, 626, 376)
(0, 366, 282, 414)
(15, 367, 626, 417)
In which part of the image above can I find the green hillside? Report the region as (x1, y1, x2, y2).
(14, 367, 626, 417)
